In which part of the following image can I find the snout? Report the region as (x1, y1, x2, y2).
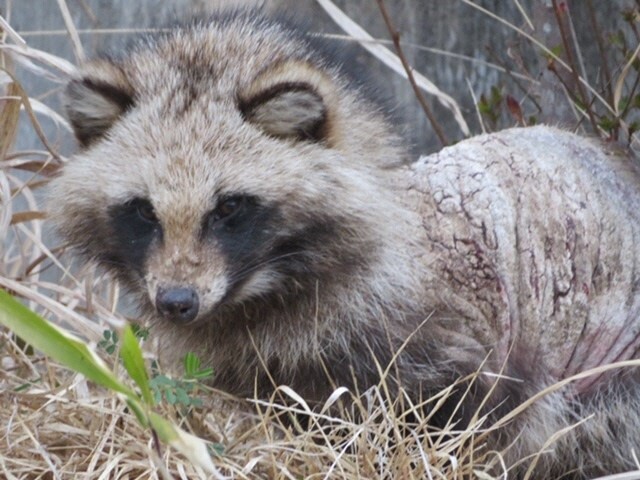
(156, 286, 200, 323)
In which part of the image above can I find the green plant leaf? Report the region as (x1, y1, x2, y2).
(120, 324, 154, 406)
(191, 368, 214, 380)
(0, 289, 137, 399)
(183, 352, 214, 380)
(176, 388, 191, 406)
(131, 323, 149, 341)
(183, 352, 200, 377)
(126, 397, 149, 427)
(150, 374, 173, 386)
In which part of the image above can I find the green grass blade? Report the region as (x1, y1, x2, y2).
(0, 289, 137, 399)
(120, 324, 154, 406)
(125, 397, 149, 428)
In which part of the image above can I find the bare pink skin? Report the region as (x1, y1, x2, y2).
(403, 126, 640, 395)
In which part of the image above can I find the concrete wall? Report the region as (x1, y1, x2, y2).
(4, 0, 632, 155)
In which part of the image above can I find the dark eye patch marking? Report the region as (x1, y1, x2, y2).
(202, 195, 271, 265)
(205, 195, 253, 230)
(106, 197, 162, 277)
(202, 193, 361, 307)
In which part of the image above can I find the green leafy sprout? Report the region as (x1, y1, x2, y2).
(99, 327, 213, 409)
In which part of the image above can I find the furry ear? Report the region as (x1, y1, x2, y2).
(239, 61, 338, 143)
(65, 61, 134, 147)
(240, 83, 326, 141)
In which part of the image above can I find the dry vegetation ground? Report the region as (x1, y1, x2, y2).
(2, 1, 640, 479)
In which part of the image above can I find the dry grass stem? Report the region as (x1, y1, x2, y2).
(315, 0, 471, 137)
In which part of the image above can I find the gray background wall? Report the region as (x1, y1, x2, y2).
(3, 0, 633, 155)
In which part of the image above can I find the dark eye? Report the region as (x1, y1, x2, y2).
(217, 198, 241, 218)
(130, 199, 157, 223)
(207, 196, 250, 227)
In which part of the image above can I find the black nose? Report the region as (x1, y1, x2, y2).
(156, 287, 199, 323)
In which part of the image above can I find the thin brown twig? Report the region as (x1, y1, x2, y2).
(1, 68, 62, 162)
(572, 92, 601, 135)
(547, 60, 598, 133)
(74, 0, 99, 25)
(551, 0, 599, 133)
(620, 70, 640, 120)
(586, 0, 613, 108)
(151, 428, 164, 459)
(375, 0, 449, 146)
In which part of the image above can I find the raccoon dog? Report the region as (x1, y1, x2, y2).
(50, 10, 640, 478)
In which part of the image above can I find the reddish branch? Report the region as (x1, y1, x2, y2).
(375, 0, 449, 146)
(551, 0, 599, 133)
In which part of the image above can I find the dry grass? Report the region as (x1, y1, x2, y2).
(2, 1, 640, 479)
